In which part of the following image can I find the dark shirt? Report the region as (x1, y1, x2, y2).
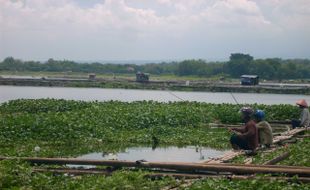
(232, 120, 258, 150)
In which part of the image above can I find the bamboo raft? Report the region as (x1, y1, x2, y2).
(273, 128, 307, 143)
(204, 128, 307, 164)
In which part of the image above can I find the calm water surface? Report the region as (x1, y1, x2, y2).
(1, 85, 310, 105)
(67, 146, 227, 168)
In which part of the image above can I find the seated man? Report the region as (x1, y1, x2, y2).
(229, 107, 258, 153)
(254, 110, 273, 148)
(292, 99, 310, 129)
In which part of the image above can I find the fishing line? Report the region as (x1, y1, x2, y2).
(230, 92, 239, 105)
(168, 91, 185, 101)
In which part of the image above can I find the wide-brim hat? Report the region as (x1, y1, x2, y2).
(296, 99, 308, 108)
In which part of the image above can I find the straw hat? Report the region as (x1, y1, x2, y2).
(296, 99, 308, 108)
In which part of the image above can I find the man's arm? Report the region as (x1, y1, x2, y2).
(239, 125, 255, 138)
(256, 122, 264, 129)
(231, 126, 246, 133)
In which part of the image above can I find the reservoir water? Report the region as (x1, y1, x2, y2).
(67, 146, 228, 168)
(1, 85, 310, 105)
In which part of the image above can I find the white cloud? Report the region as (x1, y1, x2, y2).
(157, 0, 171, 5)
(1, 0, 271, 32)
(257, 0, 310, 26)
(0, 0, 309, 60)
(198, 0, 271, 27)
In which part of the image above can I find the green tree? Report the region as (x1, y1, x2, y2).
(177, 59, 206, 76)
(225, 53, 254, 77)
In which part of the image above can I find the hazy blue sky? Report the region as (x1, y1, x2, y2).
(0, 0, 309, 61)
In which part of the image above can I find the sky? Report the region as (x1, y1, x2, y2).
(0, 0, 310, 62)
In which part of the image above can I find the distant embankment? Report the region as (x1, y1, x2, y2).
(0, 77, 309, 94)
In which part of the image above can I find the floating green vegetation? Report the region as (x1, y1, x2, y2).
(1, 160, 309, 190)
(0, 160, 176, 190)
(0, 99, 308, 189)
(0, 99, 301, 157)
(188, 177, 310, 190)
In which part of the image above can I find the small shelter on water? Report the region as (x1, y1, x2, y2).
(136, 72, 149, 82)
(88, 73, 96, 80)
(240, 75, 259, 85)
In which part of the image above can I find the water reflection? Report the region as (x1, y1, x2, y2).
(73, 146, 228, 163)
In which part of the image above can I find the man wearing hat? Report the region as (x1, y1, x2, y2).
(229, 107, 258, 153)
(292, 99, 310, 129)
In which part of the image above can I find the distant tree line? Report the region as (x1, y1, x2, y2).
(1, 54, 310, 80)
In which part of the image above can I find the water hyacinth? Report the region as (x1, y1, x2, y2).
(0, 99, 309, 189)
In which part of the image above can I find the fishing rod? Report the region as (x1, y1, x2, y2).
(230, 92, 239, 105)
(168, 91, 185, 101)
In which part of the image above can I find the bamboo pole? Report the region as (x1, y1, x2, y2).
(146, 173, 310, 183)
(0, 156, 305, 169)
(208, 163, 308, 170)
(162, 179, 197, 190)
(269, 120, 292, 124)
(263, 152, 290, 165)
(31, 167, 310, 183)
(1, 157, 310, 176)
(33, 168, 111, 175)
(209, 122, 290, 128)
(297, 134, 310, 138)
